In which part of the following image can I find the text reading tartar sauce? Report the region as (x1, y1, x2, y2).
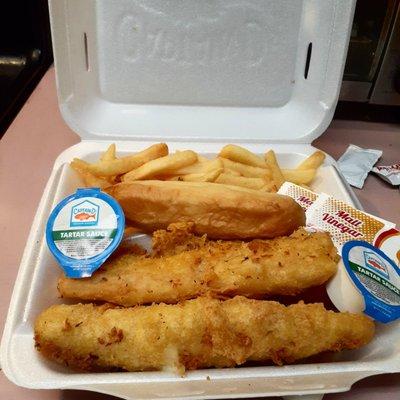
(46, 188, 125, 278)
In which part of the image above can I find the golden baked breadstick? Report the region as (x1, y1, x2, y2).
(105, 180, 305, 239)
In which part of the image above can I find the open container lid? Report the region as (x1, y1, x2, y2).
(48, 0, 355, 143)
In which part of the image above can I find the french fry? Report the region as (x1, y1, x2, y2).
(296, 151, 325, 170)
(261, 181, 279, 193)
(224, 168, 241, 176)
(83, 174, 113, 189)
(70, 159, 113, 189)
(202, 158, 223, 172)
(85, 143, 168, 177)
(265, 150, 285, 189)
(171, 158, 222, 176)
(219, 144, 267, 169)
(197, 155, 210, 163)
(215, 173, 266, 190)
(174, 168, 223, 183)
(281, 169, 316, 185)
(70, 158, 90, 171)
(100, 143, 116, 162)
(122, 150, 198, 181)
(166, 161, 205, 175)
(70, 143, 323, 192)
(219, 157, 272, 179)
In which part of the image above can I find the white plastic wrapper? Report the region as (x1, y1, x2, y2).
(372, 164, 400, 186)
(337, 144, 382, 189)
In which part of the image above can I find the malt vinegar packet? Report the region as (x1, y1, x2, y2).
(306, 194, 395, 249)
(278, 182, 317, 212)
(279, 183, 400, 323)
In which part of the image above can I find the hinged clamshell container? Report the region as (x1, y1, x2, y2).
(2, 1, 399, 400)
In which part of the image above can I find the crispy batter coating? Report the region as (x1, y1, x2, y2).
(58, 227, 339, 306)
(152, 222, 207, 257)
(34, 296, 374, 372)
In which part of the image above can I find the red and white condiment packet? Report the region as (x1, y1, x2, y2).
(306, 193, 396, 249)
(279, 182, 397, 256)
(372, 163, 400, 186)
(277, 182, 317, 212)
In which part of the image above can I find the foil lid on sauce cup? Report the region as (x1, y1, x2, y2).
(46, 188, 125, 278)
(330, 241, 400, 323)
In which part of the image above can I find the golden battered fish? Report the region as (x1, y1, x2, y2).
(34, 296, 375, 372)
(58, 227, 339, 306)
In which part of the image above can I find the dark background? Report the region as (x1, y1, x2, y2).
(0, 0, 53, 137)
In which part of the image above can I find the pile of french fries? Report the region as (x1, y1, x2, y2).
(70, 143, 325, 192)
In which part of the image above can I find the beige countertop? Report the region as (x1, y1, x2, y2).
(0, 67, 399, 400)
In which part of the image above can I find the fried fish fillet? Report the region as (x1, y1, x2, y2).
(34, 296, 374, 372)
(58, 227, 339, 306)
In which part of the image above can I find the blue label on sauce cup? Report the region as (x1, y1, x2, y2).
(46, 188, 125, 278)
(342, 241, 400, 323)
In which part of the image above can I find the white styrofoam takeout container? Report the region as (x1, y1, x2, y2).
(2, 1, 399, 399)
